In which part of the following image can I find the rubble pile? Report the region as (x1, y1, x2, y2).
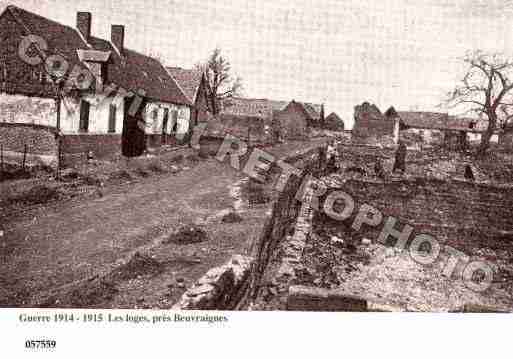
(166, 225, 208, 245)
(173, 255, 253, 310)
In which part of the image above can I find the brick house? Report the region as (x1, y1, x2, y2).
(352, 102, 398, 145)
(0, 5, 191, 165)
(272, 100, 322, 140)
(219, 97, 274, 143)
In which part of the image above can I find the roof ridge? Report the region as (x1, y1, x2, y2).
(164, 66, 193, 103)
(3, 4, 191, 105)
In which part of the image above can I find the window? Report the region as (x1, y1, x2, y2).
(162, 108, 169, 134)
(108, 104, 116, 133)
(172, 110, 178, 133)
(79, 100, 90, 132)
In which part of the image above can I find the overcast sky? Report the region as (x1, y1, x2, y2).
(2, 0, 513, 127)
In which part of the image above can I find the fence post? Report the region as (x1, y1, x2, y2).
(57, 137, 61, 180)
(22, 143, 27, 171)
(0, 144, 3, 181)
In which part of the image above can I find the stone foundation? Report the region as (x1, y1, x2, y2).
(60, 134, 122, 165)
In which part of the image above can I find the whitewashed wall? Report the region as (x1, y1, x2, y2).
(60, 94, 124, 134)
(144, 101, 190, 135)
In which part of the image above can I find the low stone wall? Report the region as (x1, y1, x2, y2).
(0, 122, 57, 155)
(173, 144, 329, 310)
(246, 146, 329, 309)
(0, 122, 58, 167)
(173, 255, 253, 310)
(60, 134, 122, 165)
(321, 178, 513, 248)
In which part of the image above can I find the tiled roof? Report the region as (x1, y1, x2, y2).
(301, 102, 321, 120)
(221, 97, 274, 119)
(4, 5, 190, 105)
(219, 97, 321, 124)
(166, 67, 203, 103)
(398, 111, 483, 132)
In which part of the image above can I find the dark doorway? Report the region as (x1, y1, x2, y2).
(122, 97, 147, 157)
(108, 104, 117, 133)
(79, 100, 90, 132)
(162, 108, 169, 144)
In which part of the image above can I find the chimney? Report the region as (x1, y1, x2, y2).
(77, 12, 91, 42)
(111, 25, 125, 54)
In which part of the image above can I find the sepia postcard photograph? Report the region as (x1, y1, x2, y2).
(0, 0, 512, 357)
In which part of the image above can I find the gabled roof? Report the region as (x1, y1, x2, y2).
(166, 67, 203, 103)
(326, 112, 342, 123)
(384, 106, 398, 118)
(302, 102, 321, 121)
(275, 100, 315, 121)
(354, 102, 385, 121)
(3, 5, 190, 105)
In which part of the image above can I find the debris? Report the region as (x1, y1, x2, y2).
(165, 225, 208, 245)
(330, 236, 344, 247)
(464, 164, 475, 181)
(221, 211, 243, 223)
(112, 252, 164, 281)
(177, 282, 186, 289)
(362, 238, 372, 246)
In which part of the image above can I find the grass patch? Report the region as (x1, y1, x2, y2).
(12, 185, 59, 205)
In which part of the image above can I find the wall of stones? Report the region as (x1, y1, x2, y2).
(0, 123, 57, 156)
(246, 146, 328, 308)
(320, 178, 513, 250)
(60, 134, 122, 165)
(173, 145, 329, 310)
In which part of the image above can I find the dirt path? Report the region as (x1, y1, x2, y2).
(1, 139, 328, 308)
(0, 158, 250, 306)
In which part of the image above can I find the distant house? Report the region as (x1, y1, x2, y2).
(272, 100, 322, 140)
(218, 97, 275, 142)
(324, 112, 344, 131)
(0, 5, 191, 165)
(194, 96, 321, 143)
(392, 110, 497, 147)
(352, 102, 398, 145)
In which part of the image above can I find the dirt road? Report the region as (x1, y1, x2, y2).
(1, 157, 252, 306)
(0, 139, 327, 308)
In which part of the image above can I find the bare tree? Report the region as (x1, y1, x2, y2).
(447, 51, 513, 155)
(196, 48, 243, 115)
